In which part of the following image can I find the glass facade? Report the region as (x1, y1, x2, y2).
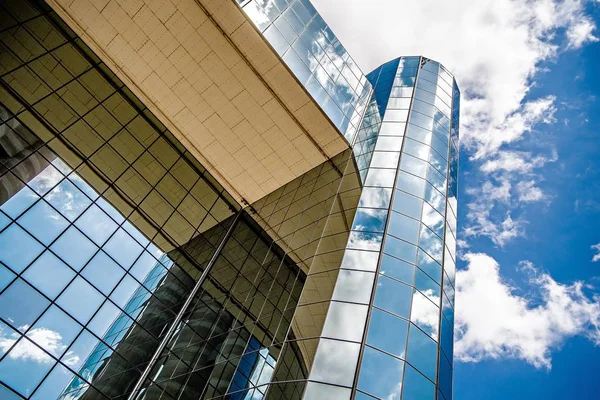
(237, 0, 372, 143)
(0, 1, 459, 400)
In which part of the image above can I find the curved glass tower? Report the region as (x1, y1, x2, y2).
(303, 56, 459, 400)
(0, 1, 458, 399)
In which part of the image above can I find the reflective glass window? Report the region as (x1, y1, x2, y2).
(403, 138, 431, 162)
(1, 181, 38, 219)
(50, 227, 97, 272)
(438, 347, 453, 400)
(23, 252, 75, 299)
(402, 363, 435, 400)
(417, 249, 442, 284)
(359, 187, 392, 209)
(379, 254, 415, 285)
(421, 202, 444, 238)
(309, 339, 360, 387)
(396, 171, 426, 198)
(353, 208, 387, 233)
(321, 301, 368, 342)
(0, 265, 15, 292)
(406, 324, 438, 381)
(369, 151, 400, 169)
(374, 275, 412, 318)
(357, 346, 403, 399)
(56, 276, 104, 324)
(384, 236, 417, 264)
(0, 279, 49, 331)
(441, 311, 454, 363)
(304, 382, 351, 400)
(0, 336, 53, 396)
(384, 109, 409, 122)
(74, 204, 118, 246)
(415, 268, 441, 300)
(332, 270, 375, 304)
(392, 190, 422, 219)
(365, 168, 396, 188)
(347, 231, 383, 252)
(366, 308, 408, 357)
(401, 153, 428, 178)
(419, 225, 444, 265)
(340, 249, 380, 272)
(388, 212, 420, 244)
(17, 200, 68, 245)
(0, 224, 44, 273)
(379, 123, 406, 136)
(375, 136, 403, 152)
(410, 289, 439, 340)
(81, 251, 125, 295)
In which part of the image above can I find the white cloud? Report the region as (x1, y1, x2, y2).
(592, 243, 600, 262)
(455, 253, 600, 369)
(0, 326, 79, 367)
(481, 179, 512, 203)
(516, 180, 546, 202)
(464, 179, 529, 246)
(566, 18, 599, 49)
(480, 149, 558, 175)
(464, 205, 524, 247)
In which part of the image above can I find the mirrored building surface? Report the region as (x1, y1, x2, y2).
(0, 1, 459, 399)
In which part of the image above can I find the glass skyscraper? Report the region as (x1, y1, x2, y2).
(0, 0, 459, 399)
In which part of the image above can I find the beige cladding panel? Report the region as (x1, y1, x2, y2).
(46, 0, 349, 203)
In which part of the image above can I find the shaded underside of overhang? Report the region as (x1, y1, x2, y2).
(45, 0, 349, 204)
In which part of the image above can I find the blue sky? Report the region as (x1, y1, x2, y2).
(313, 0, 600, 398)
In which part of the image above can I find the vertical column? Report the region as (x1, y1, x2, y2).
(301, 57, 420, 399)
(437, 78, 460, 400)
(350, 58, 458, 400)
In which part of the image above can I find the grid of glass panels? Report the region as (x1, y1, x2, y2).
(237, 0, 372, 143)
(107, 213, 304, 400)
(354, 58, 459, 400)
(248, 148, 361, 400)
(296, 57, 419, 399)
(0, 2, 239, 399)
(127, 148, 358, 400)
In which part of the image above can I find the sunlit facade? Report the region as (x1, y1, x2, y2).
(0, 1, 458, 400)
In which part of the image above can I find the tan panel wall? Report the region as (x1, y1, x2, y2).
(46, 0, 349, 203)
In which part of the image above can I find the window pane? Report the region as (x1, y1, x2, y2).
(367, 308, 408, 357)
(309, 339, 360, 387)
(0, 224, 44, 273)
(303, 382, 351, 400)
(321, 302, 368, 342)
(410, 289, 439, 340)
(384, 236, 417, 264)
(392, 190, 422, 219)
(340, 250, 379, 272)
(0, 279, 49, 331)
(374, 275, 412, 318)
(23, 252, 75, 299)
(387, 212, 420, 244)
(402, 363, 435, 400)
(379, 254, 414, 285)
(57, 277, 104, 324)
(406, 324, 438, 381)
(17, 200, 68, 245)
(51, 226, 97, 272)
(332, 270, 375, 304)
(357, 346, 403, 399)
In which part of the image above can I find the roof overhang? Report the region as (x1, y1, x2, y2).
(46, 0, 350, 204)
